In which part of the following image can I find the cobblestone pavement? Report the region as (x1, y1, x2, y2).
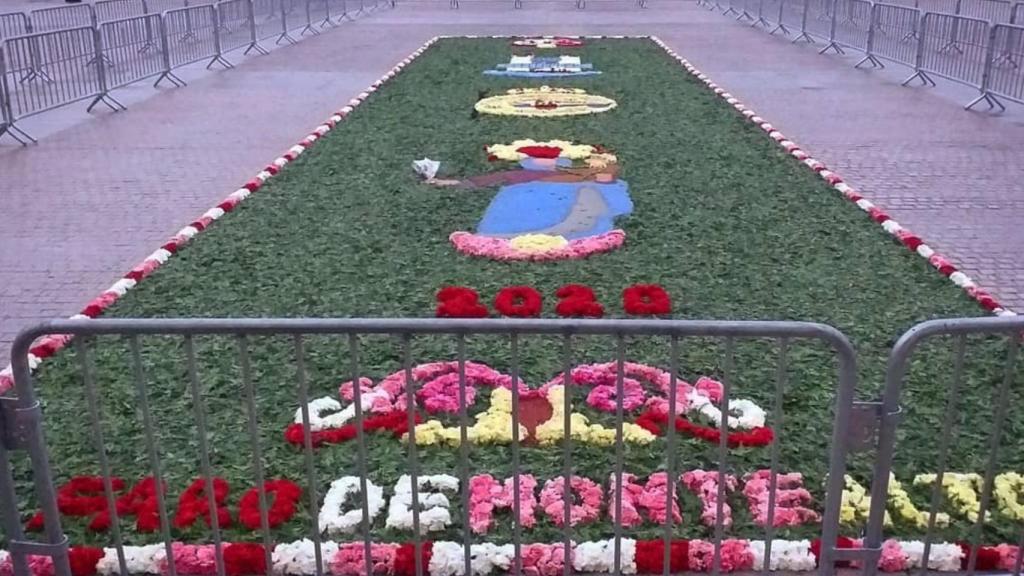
(2, 1, 1023, 361)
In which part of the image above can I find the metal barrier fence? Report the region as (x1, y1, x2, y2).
(0, 12, 31, 42)
(719, 0, 1024, 110)
(863, 315, 1024, 576)
(99, 14, 177, 93)
(163, 5, 232, 70)
(0, 317, 862, 576)
(95, 0, 148, 23)
(28, 4, 96, 33)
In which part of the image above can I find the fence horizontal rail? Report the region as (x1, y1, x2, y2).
(99, 14, 174, 91)
(2, 316, 860, 576)
(29, 4, 96, 33)
(1, 26, 102, 121)
(0, 12, 31, 42)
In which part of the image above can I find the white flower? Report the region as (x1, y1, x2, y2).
(881, 220, 902, 234)
(997, 309, 1017, 316)
(855, 199, 874, 211)
(429, 542, 465, 576)
(272, 539, 338, 575)
(413, 158, 441, 180)
(176, 225, 200, 240)
(202, 208, 225, 222)
(255, 171, 272, 182)
(108, 544, 165, 575)
(69, 314, 90, 321)
(289, 145, 305, 156)
(573, 539, 634, 574)
(687, 392, 766, 429)
(916, 245, 935, 259)
(229, 189, 250, 201)
(750, 540, 816, 571)
(319, 476, 385, 535)
(386, 475, 459, 533)
(273, 157, 289, 168)
(108, 278, 137, 296)
(900, 541, 963, 571)
(295, 391, 390, 432)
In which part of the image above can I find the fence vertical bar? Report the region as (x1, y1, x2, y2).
(244, 0, 268, 55)
(711, 337, 734, 575)
(966, 24, 1006, 109)
(237, 335, 274, 576)
(561, 334, 573, 576)
(130, 335, 177, 576)
(277, 0, 297, 45)
(612, 335, 626, 576)
(761, 338, 788, 573)
(209, 7, 233, 69)
(917, 335, 966, 576)
(184, 336, 227, 576)
(820, 0, 846, 52)
(771, 0, 792, 35)
(661, 336, 680, 576)
(456, 335, 472, 576)
(856, 3, 885, 66)
(510, 333, 523, 576)
(344, 334, 372, 576)
(86, 24, 125, 113)
(795, 0, 816, 42)
(402, 335, 423, 576)
(154, 15, 186, 87)
(903, 12, 937, 84)
(293, 336, 324, 576)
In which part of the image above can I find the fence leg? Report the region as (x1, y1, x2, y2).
(0, 51, 36, 145)
(965, 26, 1005, 112)
(243, 0, 270, 54)
(902, 18, 935, 86)
(276, 2, 298, 45)
(86, 27, 126, 114)
(300, 0, 322, 36)
(208, 8, 234, 69)
(856, 11, 885, 69)
(321, 0, 337, 26)
(819, 0, 846, 54)
(771, 0, 792, 34)
(752, 0, 771, 27)
(154, 16, 187, 87)
(965, 91, 1006, 111)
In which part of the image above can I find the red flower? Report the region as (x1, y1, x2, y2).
(395, 542, 433, 576)
(493, 286, 543, 317)
(284, 410, 421, 448)
(161, 242, 180, 254)
(174, 477, 233, 529)
(928, 254, 957, 276)
(867, 207, 890, 223)
(895, 229, 923, 251)
(555, 284, 604, 318)
(623, 284, 672, 316)
(959, 544, 1002, 571)
(515, 145, 562, 159)
(810, 536, 859, 568)
(634, 409, 773, 448)
(87, 476, 165, 533)
(68, 547, 105, 576)
(224, 543, 267, 576)
(25, 511, 44, 531)
(636, 540, 689, 573)
(243, 179, 262, 193)
(436, 286, 489, 318)
(238, 479, 302, 530)
(534, 100, 558, 110)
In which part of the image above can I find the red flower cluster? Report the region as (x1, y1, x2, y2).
(395, 542, 434, 576)
(284, 410, 421, 448)
(224, 543, 268, 576)
(622, 284, 672, 316)
(436, 287, 488, 318)
(635, 409, 774, 448)
(516, 145, 562, 159)
(555, 285, 604, 318)
(636, 540, 690, 573)
(960, 543, 1002, 571)
(238, 479, 302, 530)
(493, 286, 543, 317)
(69, 547, 105, 576)
(809, 536, 859, 568)
(174, 477, 233, 529)
(28, 476, 165, 533)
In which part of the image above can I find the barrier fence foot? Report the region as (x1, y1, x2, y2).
(206, 55, 234, 70)
(20, 68, 54, 84)
(276, 31, 298, 45)
(854, 54, 884, 69)
(723, 6, 739, 15)
(86, 93, 126, 114)
(939, 41, 963, 54)
(792, 31, 815, 43)
(575, 0, 585, 8)
(244, 41, 270, 55)
(752, 16, 771, 27)
(736, 10, 753, 20)
(154, 70, 187, 88)
(319, 16, 337, 28)
(818, 41, 845, 55)
(901, 70, 935, 86)
(0, 123, 36, 146)
(300, 23, 321, 36)
(770, 22, 791, 35)
(965, 92, 1006, 113)
(450, 0, 459, 8)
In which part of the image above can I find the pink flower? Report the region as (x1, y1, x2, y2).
(330, 543, 399, 576)
(521, 543, 571, 576)
(688, 540, 753, 573)
(694, 377, 723, 402)
(539, 476, 602, 526)
(608, 472, 681, 527)
(681, 470, 736, 527)
(468, 474, 538, 534)
(166, 544, 218, 575)
(742, 470, 820, 527)
(449, 230, 626, 261)
(878, 540, 908, 572)
(995, 544, 1020, 571)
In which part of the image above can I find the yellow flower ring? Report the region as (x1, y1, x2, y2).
(475, 87, 617, 118)
(511, 37, 585, 48)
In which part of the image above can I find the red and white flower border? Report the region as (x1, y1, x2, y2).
(0, 33, 1011, 435)
(1, 537, 1019, 575)
(644, 36, 1014, 320)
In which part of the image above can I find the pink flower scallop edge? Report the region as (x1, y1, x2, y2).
(448, 230, 626, 261)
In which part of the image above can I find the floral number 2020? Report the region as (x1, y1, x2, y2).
(435, 284, 672, 318)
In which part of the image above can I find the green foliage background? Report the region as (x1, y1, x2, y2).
(15, 38, 1023, 548)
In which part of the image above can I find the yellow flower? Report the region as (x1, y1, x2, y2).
(406, 388, 525, 447)
(509, 234, 569, 253)
(914, 473, 985, 522)
(485, 139, 596, 162)
(534, 386, 655, 446)
(475, 88, 617, 118)
(888, 473, 948, 528)
(585, 153, 618, 169)
(994, 472, 1024, 521)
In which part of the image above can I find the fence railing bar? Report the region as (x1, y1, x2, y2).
(662, 335, 681, 576)
(129, 335, 178, 576)
(711, 336, 734, 576)
(612, 335, 626, 576)
(456, 335, 472, 576)
(76, 337, 129, 576)
(236, 335, 274, 576)
(243, 0, 269, 55)
(342, 333, 370, 576)
(293, 335, 324, 576)
(401, 334, 423, 576)
(964, 335, 1018, 576)
(560, 334, 573, 576)
(917, 334, 966, 575)
(761, 337, 788, 574)
(510, 332, 523, 576)
(154, 15, 186, 87)
(184, 335, 227, 576)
